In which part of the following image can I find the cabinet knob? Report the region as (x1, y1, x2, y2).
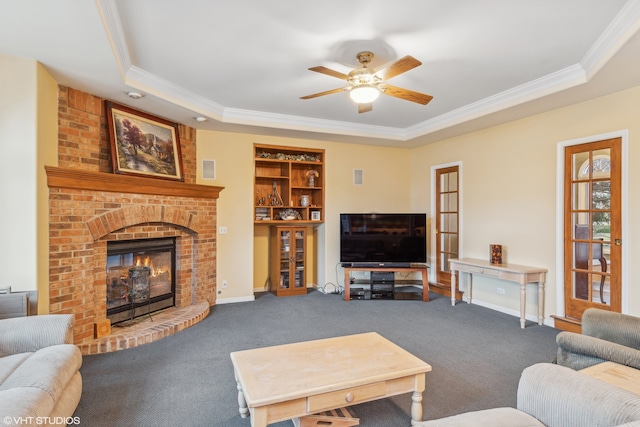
(345, 392, 354, 403)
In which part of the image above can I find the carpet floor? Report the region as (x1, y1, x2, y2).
(74, 290, 559, 426)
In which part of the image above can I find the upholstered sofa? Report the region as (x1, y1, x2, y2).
(416, 363, 640, 427)
(556, 308, 640, 370)
(0, 314, 82, 426)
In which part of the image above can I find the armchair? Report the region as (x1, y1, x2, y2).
(415, 363, 640, 427)
(556, 308, 640, 370)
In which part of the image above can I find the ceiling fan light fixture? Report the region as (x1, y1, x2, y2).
(349, 85, 380, 104)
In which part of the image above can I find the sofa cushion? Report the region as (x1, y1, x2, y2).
(0, 352, 32, 384)
(0, 344, 81, 406)
(415, 407, 544, 427)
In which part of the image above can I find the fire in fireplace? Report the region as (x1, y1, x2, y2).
(106, 238, 176, 324)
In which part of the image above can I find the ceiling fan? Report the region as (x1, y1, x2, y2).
(300, 51, 433, 113)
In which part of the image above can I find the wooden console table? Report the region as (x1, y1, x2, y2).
(343, 266, 429, 302)
(448, 258, 547, 328)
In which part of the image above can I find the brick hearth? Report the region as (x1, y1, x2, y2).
(46, 87, 223, 349)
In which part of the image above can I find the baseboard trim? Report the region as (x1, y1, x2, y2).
(463, 297, 555, 328)
(216, 295, 255, 304)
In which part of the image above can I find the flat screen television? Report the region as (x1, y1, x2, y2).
(340, 213, 427, 267)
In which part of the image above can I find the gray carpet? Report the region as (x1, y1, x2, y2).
(74, 290, 559, 426)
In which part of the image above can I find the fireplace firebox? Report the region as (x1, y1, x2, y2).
(106, 238, 176, 324)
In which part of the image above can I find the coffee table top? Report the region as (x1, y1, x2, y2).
(230, 332, 431, 407)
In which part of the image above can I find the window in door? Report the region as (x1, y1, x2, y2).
(435, 166, 459, 286)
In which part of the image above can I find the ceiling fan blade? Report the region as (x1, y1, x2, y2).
(308, 66, 350, 80)
(375, 56, 422, 80)
(300, 87, 346, 100)
(379, 84, 433, 105)
(358, 103, 373, 114)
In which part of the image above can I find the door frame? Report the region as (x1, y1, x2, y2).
(430, 161, 463, 284)
(555, 130, 629, 316)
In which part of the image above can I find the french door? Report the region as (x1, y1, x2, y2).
(435, 166, 459, 286)
(564, 138, 622, 319)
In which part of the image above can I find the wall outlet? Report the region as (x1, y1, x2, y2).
(219, 226, 228, 234)
(222, 280, 228, 288)
(497, 287, 506, 295)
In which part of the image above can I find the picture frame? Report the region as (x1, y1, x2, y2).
(311, 211, 321, 221)
(106, 101, 184, 181)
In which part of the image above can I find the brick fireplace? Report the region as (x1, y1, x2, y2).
(46, 87, 223, 350)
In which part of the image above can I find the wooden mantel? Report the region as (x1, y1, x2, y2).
(46, 166, 224, 199)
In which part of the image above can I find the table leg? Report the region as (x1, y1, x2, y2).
(538, 277, 545, 325)
(410, 391, 423, 425)
(467, 273, 472, 304)
(344, 268, 351, 301)
(250, 407, 268, 427)
(450, 270, 456, 306)
(234, 370, 249, 419)
(421, 269, 429, 302)
(520, 283, 526, 329)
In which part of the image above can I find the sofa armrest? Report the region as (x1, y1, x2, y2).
(518, 363, 640, 427)
(0, 314, 74, 357)
(582, 309, 640, 350)
(556, 331, 640, 370)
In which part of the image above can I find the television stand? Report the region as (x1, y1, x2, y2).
(343, 266, 429, 302)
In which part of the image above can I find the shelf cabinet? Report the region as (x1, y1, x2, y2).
(270, 226, 307, 297)
(254, 144, 324, 224)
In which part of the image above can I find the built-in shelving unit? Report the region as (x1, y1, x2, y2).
(254, 144, 324, 225)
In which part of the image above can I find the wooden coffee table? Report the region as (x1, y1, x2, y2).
(230, 332, 432, 427)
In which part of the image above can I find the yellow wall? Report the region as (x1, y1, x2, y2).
(412, 85, 640, 319)
(196, 132, 413, 301)
(36, 63, 59, 314)
(198, 84, 640, 322)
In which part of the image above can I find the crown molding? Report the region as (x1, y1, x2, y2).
(581, 0, 640, 79)
(96, 0, 640, 142)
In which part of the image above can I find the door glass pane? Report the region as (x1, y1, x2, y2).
(448, 214, 458, 233)
(449, 193, 457, 211)
(573, 212, 590, 232)
(573, 271, 588, 301)
(441, 214, 449, 232)
(450, 234, 458, 253)
(442, 253, 450, 272)
(448, 172, 458, 191)
(592, 180, 610, 210)
(440, 194, 449, 211)
(592, 149, 611, 179)
(440, 233, 448, 252)
(440, 174, 449, 192)
(572, 182, 590, 210)
(573, 152, 590, 179)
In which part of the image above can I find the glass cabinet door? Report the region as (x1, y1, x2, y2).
(294, 230, 305, 288)
(272, 226, 307, 296)
(279, 230, 291, 289)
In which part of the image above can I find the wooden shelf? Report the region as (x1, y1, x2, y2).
(254, 144, 324, 224)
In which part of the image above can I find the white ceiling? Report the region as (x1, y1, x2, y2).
(2, 0, 640, 147)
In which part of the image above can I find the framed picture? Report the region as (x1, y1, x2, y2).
(311, 211, 321, 221)
(106, 101, 184, 181)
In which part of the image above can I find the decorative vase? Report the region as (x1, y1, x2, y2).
(308, 176, 315, 187)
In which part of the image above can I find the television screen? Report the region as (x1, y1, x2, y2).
(340, 213, 427, 267)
